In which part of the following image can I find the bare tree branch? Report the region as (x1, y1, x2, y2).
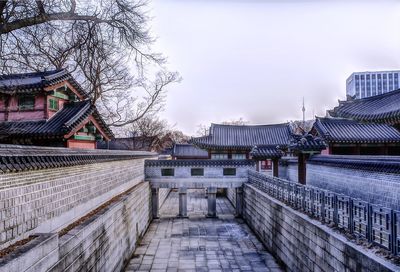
(0, 0, 181, 131)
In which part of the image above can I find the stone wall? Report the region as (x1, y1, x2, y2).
(0, 182, 153, 272)
(158, 188, 170, 207)
(278, 157, 297, 182)
(279, 155, 400, 210)
(307, 156, 400, 210)
(145, 159, 255, 179)
(226, 188, 236, 208)
(0, 158, 151, 250)
(242, 183, 399, 272)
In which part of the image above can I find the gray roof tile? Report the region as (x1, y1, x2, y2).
(0, 69, 88, 98)
(191, 123, 291, 150)
(172, 144, 208, 159)
(328, 89, 400, 123)
(313, 117, 400, 143)
(0, 100, 113, 140)
(250, 145, 283, 159)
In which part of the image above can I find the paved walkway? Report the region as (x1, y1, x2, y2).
(125, 190, 283, 272)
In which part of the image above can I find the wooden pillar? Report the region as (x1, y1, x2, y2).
(298, 153, 307, 185)
(4, 95, 10, 121)
(272, 158, 279, 177)
(256, 160, 260, 172)
(355, 145, 361, 155)
(383, 144, 388, 155)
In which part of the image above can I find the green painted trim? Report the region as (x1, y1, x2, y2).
(48, 98, 59, 111)
(53, 90, 69, 100)
(73, 135, 95, 141)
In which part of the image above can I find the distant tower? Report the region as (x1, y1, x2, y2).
(302, 97, 306, 126)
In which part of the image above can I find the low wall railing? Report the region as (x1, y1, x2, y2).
(248, 170, 400, 256)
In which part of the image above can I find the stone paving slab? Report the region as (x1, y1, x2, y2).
(125, 189, 283, 272)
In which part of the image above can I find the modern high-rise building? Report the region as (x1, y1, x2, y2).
(346, 70, 400, 99)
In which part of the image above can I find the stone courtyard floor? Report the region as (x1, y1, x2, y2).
(124, 190, 283, 272)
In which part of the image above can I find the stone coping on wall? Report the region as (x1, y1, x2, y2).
(0, 233, 58, 272)
(244, 184, 400, 272)
(308, 155, 400, 174)
(0, 144, 157, 173)
(145, 159, 256, 167)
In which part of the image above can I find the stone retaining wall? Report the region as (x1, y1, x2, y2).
(0, 182, 153, 272)
(0, 155, 154, 250)
(242, 183, 399, 272)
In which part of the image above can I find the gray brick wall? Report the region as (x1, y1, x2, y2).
(307, 163, 400, 210)
(243, 184, 398, 272)
(1, 182, 153, 272)
(0, 158, 148, 250)
(279, 158, 400, 210)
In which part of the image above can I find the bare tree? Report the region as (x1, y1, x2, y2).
(195, 124, 210, 137)
(128, 116, 169, 138)
(0, 0, 180, 128)
(167, 130, 189, 144)
(221, 118, 249, 126)
(122, 116, 188, 151)
(195, 118, 249, 137)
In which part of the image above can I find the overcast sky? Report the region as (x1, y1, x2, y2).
(149, 0, 400, 135)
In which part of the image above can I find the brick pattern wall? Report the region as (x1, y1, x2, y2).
(1, 182, 153, 272)
(0, 158, 148, 250)
(287, 164, 298, 183)
(51, 182, 151, 272)
(243, 184, 398, 272)
(307, 163, 400, 210)
(279, 158, 400, 210)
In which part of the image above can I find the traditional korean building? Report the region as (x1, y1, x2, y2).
(311, 117, 400, 155)
(328, 89, 400, 128)
(0, 69, 113, 148)
(190, 123, 292, 172)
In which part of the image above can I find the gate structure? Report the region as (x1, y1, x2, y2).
(145, 159, 256, 218)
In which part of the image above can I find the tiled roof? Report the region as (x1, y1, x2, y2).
(160, 147, 173, 155)
(289, 134, 327, 152)
(172, 144, 209, 159)
(313, 117, 400, 144)
(0, 69, 88, 98)
(308, 155, 400, 174)
(97, 136, 157, 151)
(145, 159, 256, 168)
(250, 145, 283, 159)
(191, 123, 291, 150)
(0, 100, 113, 140)
(328, 89, 400, 124)
(0, 144, 155, 173)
